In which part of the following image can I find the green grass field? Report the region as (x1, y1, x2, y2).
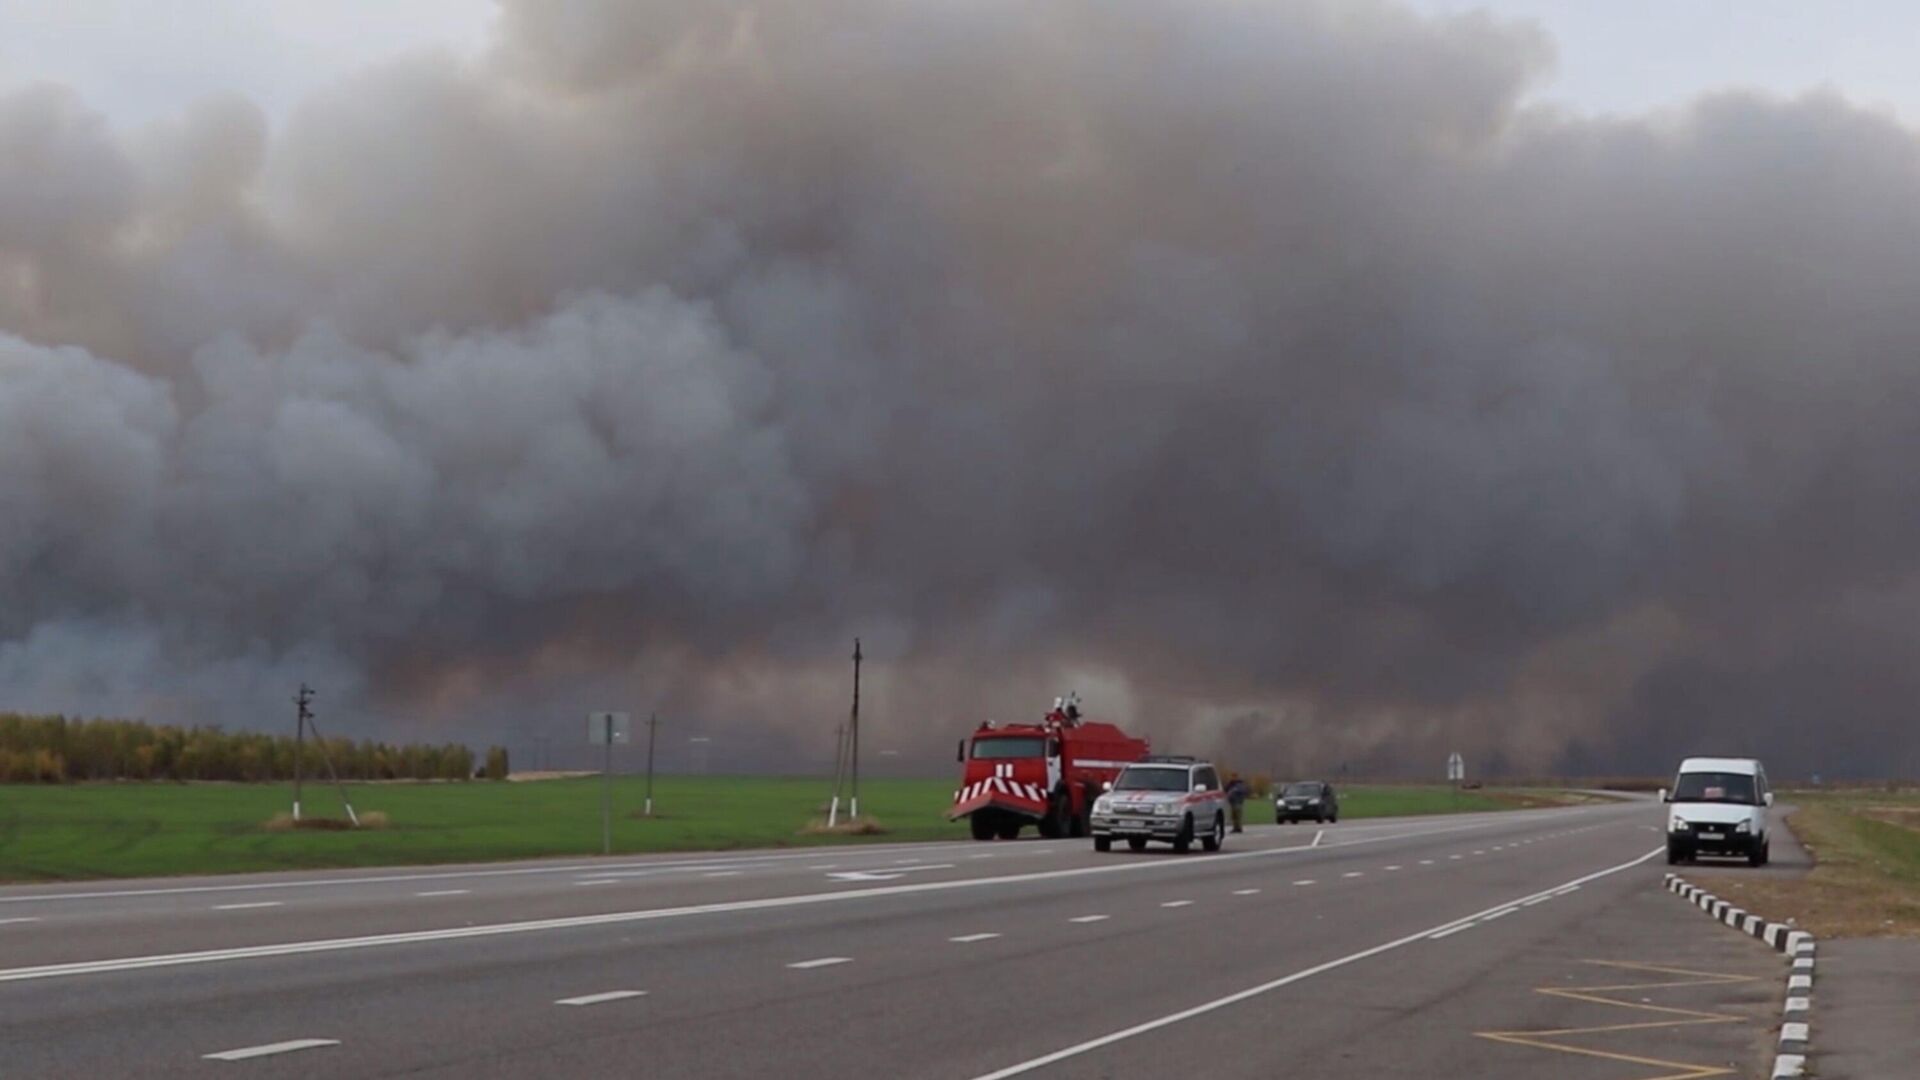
(0, 777, 1553, 883)
(1695, 788, 1920, 937)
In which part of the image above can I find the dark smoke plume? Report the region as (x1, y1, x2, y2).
(5, 1, 1920, 777)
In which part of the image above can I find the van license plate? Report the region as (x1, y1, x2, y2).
(1699, 831, 1725, 840)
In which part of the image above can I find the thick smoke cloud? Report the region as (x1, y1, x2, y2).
(5, 0, 1920, 777)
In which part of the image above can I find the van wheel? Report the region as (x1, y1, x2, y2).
(1750, 839, 1769, 867)
(1666, 843, 1683, 866)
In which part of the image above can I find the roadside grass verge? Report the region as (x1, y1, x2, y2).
(1692, 790, 1920, 938)
(0, 777, 1577, 883)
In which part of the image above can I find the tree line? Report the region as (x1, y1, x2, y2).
(0, 713, 500, 784)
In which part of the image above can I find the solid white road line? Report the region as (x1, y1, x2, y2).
(1521, 896, 1552, 907)
(1069, 915, 1110, 924)
(950, 933, 1001, 943)
(212, 902, 282, 911)
(555, 990, 647, 1006)
(1481, 907, 1517, 921)
(787, 957, 852, 969)
(0, 816, 1587, 986)
(1160, 901, 1194, 908)
(1428, 924, 1474, 940)
(202, 1039, 339, 1061)
(415, 890, 469, 898)
(967, 846, 1665, 1079)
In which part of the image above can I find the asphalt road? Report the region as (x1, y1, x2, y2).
(0, 797, 1770, 1078)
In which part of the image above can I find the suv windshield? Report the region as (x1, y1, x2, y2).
(1114, 767, 1190, 792)
(1672, 771, 1759, 805)
(1282, 783, 1322, 797)
(971, 737, 1044, 760)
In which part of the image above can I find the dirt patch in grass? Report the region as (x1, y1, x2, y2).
(262, 811, 390, 832)
(1694, 796, 1920, 938)
(799, 817, 888, 837)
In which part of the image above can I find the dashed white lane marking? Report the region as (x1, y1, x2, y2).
(950, 933, 1001, 943)
(1384, 865, 1402, 871)
(967, 846, 1666, 1080)
(212, 902, 282, 911)
(1160, 900, 1194, 908)
(1428, 923, 1474, 940)
(0, 918, 42, 925)
(808, 865, 839, 871)
(1482, 907, 1517, 921)
(1449, 855, 1463, 860)
(969, 854, 996, 859)
(203, 1039, 339, 1061)
(1293, 879, 1317, 886)
(787, 957, 852, 969)
(555, 990, 646, 1006)
(1069, 915, 1110, 924)
(703, 871, 743, 878)
(1232, 889, 1260, 896)
(1419, 860, 1434, 865)
(574, 880, 621, 887)
(415, 890, 469, 898)
(1341, 872, 1364, 879)
(1521, 895, 1553, 906)
(1472, 850, 1486, 856)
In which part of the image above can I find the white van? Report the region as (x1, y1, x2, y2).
(1661, 757, 1772, 866)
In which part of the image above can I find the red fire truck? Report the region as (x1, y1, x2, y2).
(949, 694, 1151, 840)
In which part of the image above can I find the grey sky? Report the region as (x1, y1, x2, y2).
(3, 1, 1918, 127)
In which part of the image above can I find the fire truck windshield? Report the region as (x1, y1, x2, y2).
(971, 737, 1046, 759)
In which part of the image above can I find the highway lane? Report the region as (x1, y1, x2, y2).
(0, 800, 1668, 1077)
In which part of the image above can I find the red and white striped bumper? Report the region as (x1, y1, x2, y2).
(948, 776, 1050, 820)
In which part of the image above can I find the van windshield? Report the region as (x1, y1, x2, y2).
(1672, 771, 1759, 805)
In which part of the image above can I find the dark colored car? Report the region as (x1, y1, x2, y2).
(1275, 781, 1338, 824)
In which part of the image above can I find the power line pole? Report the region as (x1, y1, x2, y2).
(293, 684, 313, 822)
(849, 638, 863, 820)
(303, 711, 359, 827)
(644, 713, 658, 817)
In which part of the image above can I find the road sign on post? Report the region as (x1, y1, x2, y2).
(1447, 751, 1465, 784)
(588, 713, 630, 855)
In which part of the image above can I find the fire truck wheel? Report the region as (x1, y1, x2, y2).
(1038, 794, 1068, 839)
(1201, 814, 1225, 852)
(1127, 837, 1148, 852)
(996, 820, 1021, 840)
(969, 815, 995, 841)
(1173, 816, 1194, 853)
(1093, 837, 1112, 852)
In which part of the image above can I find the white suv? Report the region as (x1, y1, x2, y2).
(1662, 757, 1773, 866)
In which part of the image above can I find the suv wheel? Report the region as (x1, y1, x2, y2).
(1201, 814, 1224, 852)
(1093, 836, 1112, 852)
(1127, 837, 1148, 852)
(1173, 816, 1194, 853)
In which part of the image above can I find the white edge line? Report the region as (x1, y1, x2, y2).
(1428, 923, 1474, 940)
(202, 1039, 339, 1061)
(965, 845, 1665, 1080)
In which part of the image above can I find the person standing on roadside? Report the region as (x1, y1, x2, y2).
(1225, 773, 1250, 833)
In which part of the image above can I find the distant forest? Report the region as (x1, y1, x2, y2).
(0, 713, 493, 783)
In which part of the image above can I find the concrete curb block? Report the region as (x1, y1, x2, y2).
(1664, 873, 1815, 1080)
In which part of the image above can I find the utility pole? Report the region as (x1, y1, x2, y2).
(302, 710, 359, 827)
(644, 713, 658, 817)
(849, 638, 863, 820)
(293, 684, 313, 822)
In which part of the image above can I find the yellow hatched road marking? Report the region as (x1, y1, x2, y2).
(1474, 960, 1760, 1080)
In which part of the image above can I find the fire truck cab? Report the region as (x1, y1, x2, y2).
(949, 695, 1150, 840)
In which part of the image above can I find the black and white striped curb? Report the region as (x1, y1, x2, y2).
(1664, 873, 1816, 1079)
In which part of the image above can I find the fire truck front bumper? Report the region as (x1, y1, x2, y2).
(948, 777, 1051, 821)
